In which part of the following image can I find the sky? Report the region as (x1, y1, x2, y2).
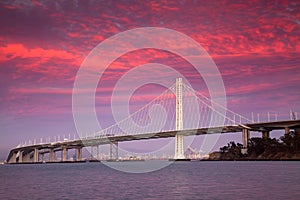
(0, 0, 299, 160)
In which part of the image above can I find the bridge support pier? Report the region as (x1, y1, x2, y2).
(90, 146, 94, 160)
(62, 146, 67, 162)
(97, 145, 99, 160)
(77, 147, 82, 161)
(8, 152, 17, 163)
(18, 151, 23, 163)
(262, 131, 270, 139)
(33, 148, 39, 163)
(110, 142, 118, 160)
(23, 153, 31, 162)
(242, 128, 250, 154)
(49, 148, 54, 162)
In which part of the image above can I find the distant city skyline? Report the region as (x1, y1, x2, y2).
(0, 0, 299, 160)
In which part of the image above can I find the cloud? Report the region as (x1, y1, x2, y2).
(0, 43, 80, 62)
(10, 87, 72, 95)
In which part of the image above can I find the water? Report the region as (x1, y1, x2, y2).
(1, 161, 300, 200)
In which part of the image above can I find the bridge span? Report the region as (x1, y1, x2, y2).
(6, 120, 300, 163)
(6, 78, 300, 163)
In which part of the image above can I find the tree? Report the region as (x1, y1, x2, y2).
(280, 131, 300, 152)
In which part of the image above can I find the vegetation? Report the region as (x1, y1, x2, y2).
(212, 131, 300, 160)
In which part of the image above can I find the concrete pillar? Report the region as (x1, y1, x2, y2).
(8, 152, 17, 163)
(91, 146, 94, 160)
(33, 148, 39, 163)
(18, 151, 23, 163)
(241, 129, 250, 154)
(62, 146, 67, 162)
(97, 145, 99, 160)
(262, 131, 270, 139)
(49, 149, 54, 162)
(242, 128, 250, 148)
(77, 147, 82, 161)
(285, 127, 290, 135)
(109, 142, 118, 160)
(23, 153, 31, 162)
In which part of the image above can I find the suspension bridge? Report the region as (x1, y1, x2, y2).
(6, 78, 300, 163)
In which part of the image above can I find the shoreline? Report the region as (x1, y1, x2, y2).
(3, 159, 300, 165)
(200, 158, 300, 161)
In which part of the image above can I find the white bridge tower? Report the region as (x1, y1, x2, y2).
(174, 78, 185, 159)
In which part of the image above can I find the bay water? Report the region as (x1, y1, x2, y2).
(1, 161, 299, 199)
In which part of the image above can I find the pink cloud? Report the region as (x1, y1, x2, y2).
(0, 43, 81, 62)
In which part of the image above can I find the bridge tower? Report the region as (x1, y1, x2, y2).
(174, 78, 185, 159)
